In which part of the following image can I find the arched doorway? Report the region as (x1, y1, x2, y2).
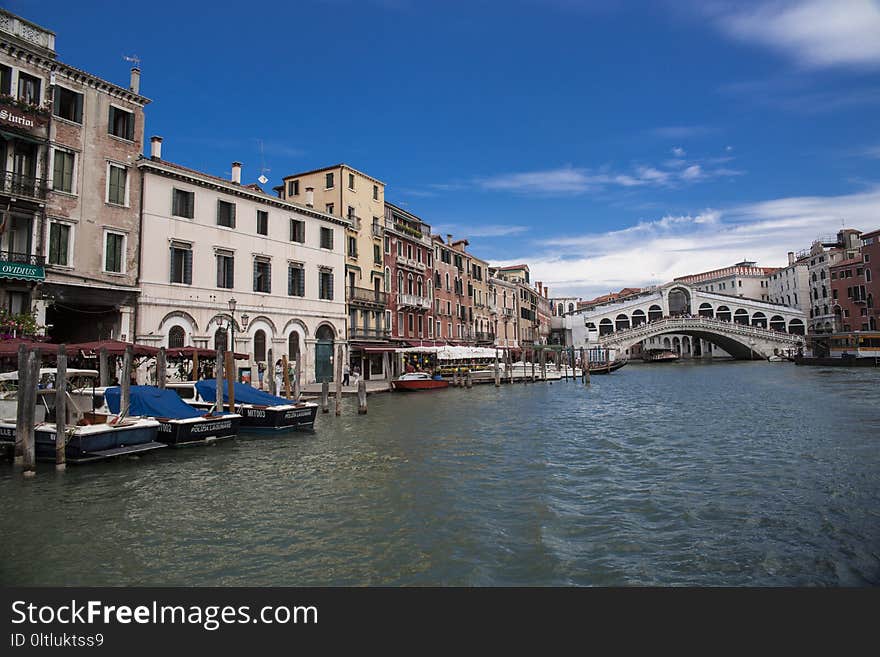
(769, 315, 786, 332)
(668, 288, 691, 316)
(734, 309, 749, 325)
(663, 337, 671, 349)
(682, 336, 691, 355)
(751, 312, 767, 328)
(288, 332, 300, 362)
(615, 314, 630, 331)
(789, 319, 805, 335)
(599, 318, 613, 335)
(716, 306, 731, 322)
(168, 325, 185, 348)
(648, 305, 662, 322)
(698, 303, 713, 318)
(672, 336, 681, 354)
(315, 325, 335, 382)
(632, 309, 646, 326)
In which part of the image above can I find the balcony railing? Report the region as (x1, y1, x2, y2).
(347, 215, 362, 231)
(475, 332, 495, 342)
(349, 328, 390, 340)
(398, 293, 431, 309)
(0, 251, 45, 266)
(1, 172, 48, 200)
(371, 223, 383, 238)
(347, 286, 387, 305)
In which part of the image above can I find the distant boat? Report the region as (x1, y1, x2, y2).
(391, 372, 449, 391)
(767, 354, 786, 363)
(588, 359, 627, 374)
(642, 349, 680, 363)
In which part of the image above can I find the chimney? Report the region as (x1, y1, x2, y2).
(544, 286, 549, 299)
(150, 136, 162, 160)
(305, 186, 314, 208)
(231, 162, 241, 185)
(447, 233, 453, 245)
(130, 67, 140, 94)
(536, 281, 542, 296)
(788, 251, 795, 265)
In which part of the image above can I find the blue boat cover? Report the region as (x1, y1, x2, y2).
(195, 379, 291, 406)
(105, 385, 204, 419)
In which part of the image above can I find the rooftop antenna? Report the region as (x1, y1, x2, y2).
(123, 54, 141, 68)
(257, 140, 270, 185)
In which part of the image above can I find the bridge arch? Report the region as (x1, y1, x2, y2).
(666, 286, 691, 315)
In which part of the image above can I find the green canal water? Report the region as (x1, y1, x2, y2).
(1, 361, 878, 586)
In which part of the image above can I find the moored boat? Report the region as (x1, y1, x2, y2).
(104, 385, 241, 447)
(391, 372, 449, 391)
(588, 359, 627, 374)
(642, 349, 680, 363)
(166, 380, 318, 431)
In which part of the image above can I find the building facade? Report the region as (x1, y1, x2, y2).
(470, 254, 492, 345)
(136, 142, 347, 385)
(384, 201, 433, 347)
(0, 10, 149, 342)
(277, 164, 388, 374)
(674, 261, 775, 301)
(804, 229, 861, 333)
(432, 234, 475, 343)
(829, 256, 872, 332)
(488, 268, 519, 349)
(768, 251, 810, 312)
(861, 228, 879, 331)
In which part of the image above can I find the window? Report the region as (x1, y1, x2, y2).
(374, 244, 381, 265)
(347, 235, 357, 258)
(253, 258, 271, 293)
(170, 243, 193, 284)
(48, 222, 71, 267)
(0, 64, 10, 95)
(347, 206, 355, 221)
(52, 150, 74, 194)
(257, 210, 269, 236)
(53, 86, 83, 123)
(320, 227, 333, 250)
(325, 172, 334, 189)
(107, 164, 127, 205)
(217, 200, 236, 228)
(254, 330, 267, 362)
(288, 179, 300, 196)
(104, 232, 125, 273)
(319, 269, 334, 300)
(398, 312, 404, 336)
(216, 251, 234, 289)
(384, 236, 390, 254)
(168, 326, 185, 349)
(373, 185, 379, 201)
(108, 106, 134, 140)
(348, 173, 355, 190)
(326, 203, 334, 214)
(17, 72, 41, 105)
(290, 219, 305, 243)
(172, 189, 194, 218)
(288, 263, 305, 297)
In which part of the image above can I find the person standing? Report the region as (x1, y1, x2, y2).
(343, 362, 351, 386)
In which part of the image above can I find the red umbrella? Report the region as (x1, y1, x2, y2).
(0, 339, 58, 358)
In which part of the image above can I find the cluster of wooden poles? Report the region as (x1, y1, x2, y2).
(317, 345, 369, 416)
(446, 346, 593, 387)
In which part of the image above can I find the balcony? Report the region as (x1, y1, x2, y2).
(0, 172, 48, 201)
(502, 308, 514, 317)
(395, 255, 426, 272)
(0, 251, 45, 281)
(346, 286, 387, 306)
(398, 293, 431, 310)
(475, 332, 495, 343)
(487, 302, 498, 314)
(349, 328, 391, 340)
(346, 215, 362, 231)
(371, 222, 383, 238)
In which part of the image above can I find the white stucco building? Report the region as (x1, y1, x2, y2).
(135, 138, 348, 385)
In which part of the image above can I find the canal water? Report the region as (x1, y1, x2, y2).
(1, 361, 878, 586)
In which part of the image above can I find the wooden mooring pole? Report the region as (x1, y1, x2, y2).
(215, 349, 224, 414)
(494, 349, 500, 387)
(530, 349, 536, 383)
(193, 349, 200, 382)
(540, 348, 546, 382)
(55, 345, 67, 470)
(14, 343, 26, 462)
(120, 344, 133, 419)
(225, 350, 236, 411)
(282, 354, 291, 399)
(321, 380, 329, 413)
(156, 347, 166, 389)
(294, 354, 302, 400)
(335, 345, 343, 416)
(98, 346, 109, 387)
(21, 349, 38, 476)
(357, 378, 367, 415)
(466, 369, 472, 389)
(267, 348, 276, 396)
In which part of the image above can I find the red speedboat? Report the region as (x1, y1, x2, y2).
(391, 372, 449, 391)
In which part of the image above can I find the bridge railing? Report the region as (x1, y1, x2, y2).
(597, 316, 805, 346)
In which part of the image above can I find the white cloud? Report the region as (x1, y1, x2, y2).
(672, 146, 686, 157)
(501, 186, 880, 298)
(433, 223, 528, 238)
(710, 0, 880, 70)
(681, 164, 704, 181)
(651, 125, 715, 139)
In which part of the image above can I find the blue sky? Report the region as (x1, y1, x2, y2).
(14, 0, 880, 297)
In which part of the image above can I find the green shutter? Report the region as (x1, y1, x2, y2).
(184, 249, 192, 285)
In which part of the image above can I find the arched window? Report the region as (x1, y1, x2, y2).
(254, 330, 266, 362)
(568, 303, 574, 313)
(615, 314, 630, 331)
(631, 309, 646, 326)
(214, 328, 228, 352)
(820, 270, 825, 279)
(417, 277, 423, 296)
(408, 273, 414, 294)
(557, 303, 564, 316)
(445, 273, 450, 290)
(398, 271, 404, 293)
(821, 285, 827, 298)
(769, 315, 786, 332)
(599, 318, 613, 335)
(698, 303, 713, 318)
(789, 319, 805, 335)
(168, 326, 185, 348)
(751, 312, 767, 328)
(648, 305, 662, 322)
(734, 309, 749, 325)
(288, 332, 300, 360)
(716, 306, 731, 321)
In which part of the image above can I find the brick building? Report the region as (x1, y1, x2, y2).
(384, 202, 433, 347)
(0, 10, 149, 341)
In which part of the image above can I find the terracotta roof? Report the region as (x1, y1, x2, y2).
(281, 163, 385, 186)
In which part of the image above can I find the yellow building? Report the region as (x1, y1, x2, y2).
(278, 164, 388, 358)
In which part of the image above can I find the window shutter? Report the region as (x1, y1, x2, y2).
(74, 93, 83, 123)
(298, 268, 305, 297)
(172, 190, 179, 216)
(230, 203, 236, 228)
(253, 259, 259, 292)
(288, 267, 293, 296)
(184, 249, 193, 285)
(49, 224, 59, 264)
(327, 271, 333, 300)
(126, 113, 134, 141)
(266, 261, 271, 294)
(217, 256, 223, 288)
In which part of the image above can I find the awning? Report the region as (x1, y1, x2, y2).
(0, 261, 44, 281)
(360, 346, 398, 353)
(0, 128, 46, 145)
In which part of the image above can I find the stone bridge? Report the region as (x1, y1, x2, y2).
(597, 316, 805, 359)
